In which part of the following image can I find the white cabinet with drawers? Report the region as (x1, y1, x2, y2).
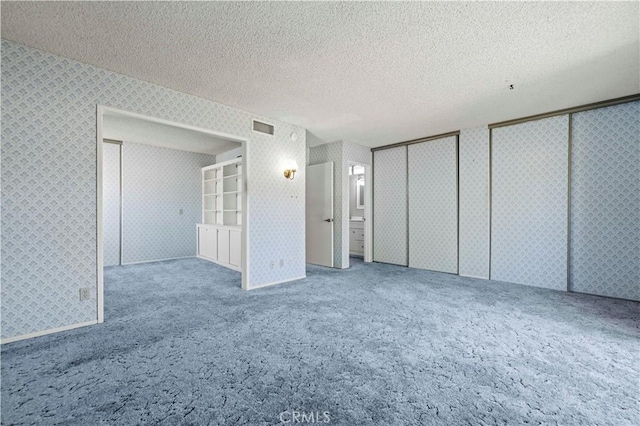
(349, 220, 365, 256)
(197, 224, 241, 271)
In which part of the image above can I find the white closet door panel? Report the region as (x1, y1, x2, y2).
(492, 115, 568, 290)
(459, 128, 490, 279)
(373, 146, 407, 265)
(408, 136, 458, 273)
(103, 142, 121, 267)
(570, 101, 640, 301)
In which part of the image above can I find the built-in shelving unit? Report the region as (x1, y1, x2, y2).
(201, 158, 243, 226)
(197, 157, 243, 271)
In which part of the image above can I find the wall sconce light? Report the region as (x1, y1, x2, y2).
(284, 168, 297, 180)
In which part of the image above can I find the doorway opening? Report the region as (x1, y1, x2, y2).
(348, 162, 372, 267)
(96, 106, 248, 323)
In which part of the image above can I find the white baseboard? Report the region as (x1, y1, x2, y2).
(247, 275, 306, 290)
(459, 273, 490, 280)
(1, 320, 98, 344)
(120, 256, 194, 266)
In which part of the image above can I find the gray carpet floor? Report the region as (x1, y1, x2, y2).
(2, 257, 638, 425)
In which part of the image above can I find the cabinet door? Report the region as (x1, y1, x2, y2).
(229, 230, 241, 267)
(198, 227, 217, 260)
(349, 229, 358, 250)
(217, 229, 230, 264)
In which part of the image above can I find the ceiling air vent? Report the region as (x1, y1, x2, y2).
(252, 120, 274, 135)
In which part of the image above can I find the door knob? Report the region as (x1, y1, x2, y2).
(324, 218, 333, 223)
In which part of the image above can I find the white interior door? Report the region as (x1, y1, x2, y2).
(306, 162, 334, 267)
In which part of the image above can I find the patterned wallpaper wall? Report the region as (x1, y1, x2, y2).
(458, 127, 490, 279)
(1, 40, 306, 339)
(570, 102, 639, 300)
(373, 146, 408, 266)
(103, 143, 121, 267)
(491, 115, 569, 290)
(408, 136, 458, 274)
(121, 142, 216, 264)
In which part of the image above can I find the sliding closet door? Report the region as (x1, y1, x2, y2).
(458, 128, 490, 279)
(103, 142, 121, 267)
(408, 136, 458, 273)
(492, 115, 568, 290)
(373, 146, 407, 265)
(570, 101, 639, 300)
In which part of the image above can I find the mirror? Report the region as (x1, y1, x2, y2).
(356, 177, 365, 209)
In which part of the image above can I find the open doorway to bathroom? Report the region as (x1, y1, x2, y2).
(348, 162, 371, 267)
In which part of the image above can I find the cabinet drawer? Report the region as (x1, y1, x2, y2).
(349, 230, 358, 248)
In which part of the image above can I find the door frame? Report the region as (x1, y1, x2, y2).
(96, 105, 249, 323)
(347, 161, 373, 263)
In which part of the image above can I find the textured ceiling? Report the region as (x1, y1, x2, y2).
(103, 112, 240, 155)
(2, 2, 638, 147)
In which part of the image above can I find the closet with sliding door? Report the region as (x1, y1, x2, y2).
(373, 134, 458, 273)
(372, 97, 639, 301)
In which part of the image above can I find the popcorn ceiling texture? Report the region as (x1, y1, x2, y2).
(2, 2, 638, 147)
(1, 258, 638, 425)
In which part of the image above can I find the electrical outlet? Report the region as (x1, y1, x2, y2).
(270, 260, 274, 269)
(179, 209, 183, 215)
(279, 259, 284, 268)
(79, 288, 91, 301)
